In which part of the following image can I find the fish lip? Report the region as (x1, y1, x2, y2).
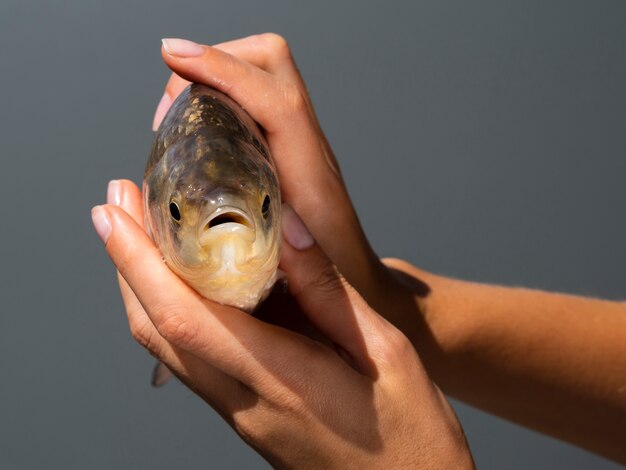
(198, 206, 255, 240)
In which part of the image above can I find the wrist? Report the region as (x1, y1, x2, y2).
(380, 258, 480, 385)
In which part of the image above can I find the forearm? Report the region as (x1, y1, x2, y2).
(382, 259, 626, 464)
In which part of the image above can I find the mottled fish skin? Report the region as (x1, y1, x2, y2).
(143, 84, 281, 313)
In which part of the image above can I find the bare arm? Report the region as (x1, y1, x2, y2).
(382, 258, 626, 464)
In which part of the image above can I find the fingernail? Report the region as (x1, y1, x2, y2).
(152, 92, 172, 131)
(107, 180, 121, 205)
(282, 204, 314, 250)
(91, 206, 112, 244)
(161, 38, 204, 57)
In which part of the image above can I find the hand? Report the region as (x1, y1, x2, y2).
(91, 180, 474, 469)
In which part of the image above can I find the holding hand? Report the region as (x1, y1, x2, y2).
(92, 181, 473, 469)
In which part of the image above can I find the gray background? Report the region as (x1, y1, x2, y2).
(1, 0, 624, 468)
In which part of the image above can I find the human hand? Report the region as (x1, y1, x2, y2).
(91, 180, 474, 469)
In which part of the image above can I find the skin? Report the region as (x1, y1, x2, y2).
(95, 34, 626, 465)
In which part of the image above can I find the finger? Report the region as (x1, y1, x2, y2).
(160, 38, 308, 134)
(279, 205, 387, 377)
(213, 33, 326, 141)
(154, 33, 307, 133)
(108, 180, 152, 333)
(213, 33, 322, 140)
(214, 33, 305, 87)
(115, 179, 143, 226)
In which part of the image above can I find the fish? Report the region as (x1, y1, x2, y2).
(143, 83, 282, 385)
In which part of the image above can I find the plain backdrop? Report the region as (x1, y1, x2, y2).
(1, 1, 624, 468)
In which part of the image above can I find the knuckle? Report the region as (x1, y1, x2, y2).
(376, 325, 416, 365)
(153, 305, 196, 347)
(286, 85, 307, 113)
(129, 316, 162, 355)
(232, 408, 272, 445)
(273, 82, 307, 118)
(232, 395, 301, 447)
(258, 32, 290, 56)
(262, 78, 307, 122)
(267, 380, 306, 413)
(232, 415, 256, 444)
(306, 262, 347, 300)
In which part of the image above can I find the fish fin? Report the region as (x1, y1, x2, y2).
(151, 361, 174, 387)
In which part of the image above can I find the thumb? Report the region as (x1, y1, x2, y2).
(280, 204, 380, 376)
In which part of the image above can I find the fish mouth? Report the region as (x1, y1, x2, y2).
(198, 206, 255, 244)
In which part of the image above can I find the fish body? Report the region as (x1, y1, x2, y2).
(143, 83, 281, 312)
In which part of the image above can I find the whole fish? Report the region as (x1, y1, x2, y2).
(143, 84, 282, 383)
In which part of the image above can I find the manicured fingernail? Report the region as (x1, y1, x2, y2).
(91, 206, 112, 243)
(107, 180, 121, 205)
(152, 92, 172, 131)
(161, 38, 204, 57)
(282, 204, 314, 250)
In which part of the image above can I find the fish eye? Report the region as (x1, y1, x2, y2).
(169, 201, 181, 222)
(262, 195, 271, 217)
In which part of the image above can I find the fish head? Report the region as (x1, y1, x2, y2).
(144, 135, 281, 311)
